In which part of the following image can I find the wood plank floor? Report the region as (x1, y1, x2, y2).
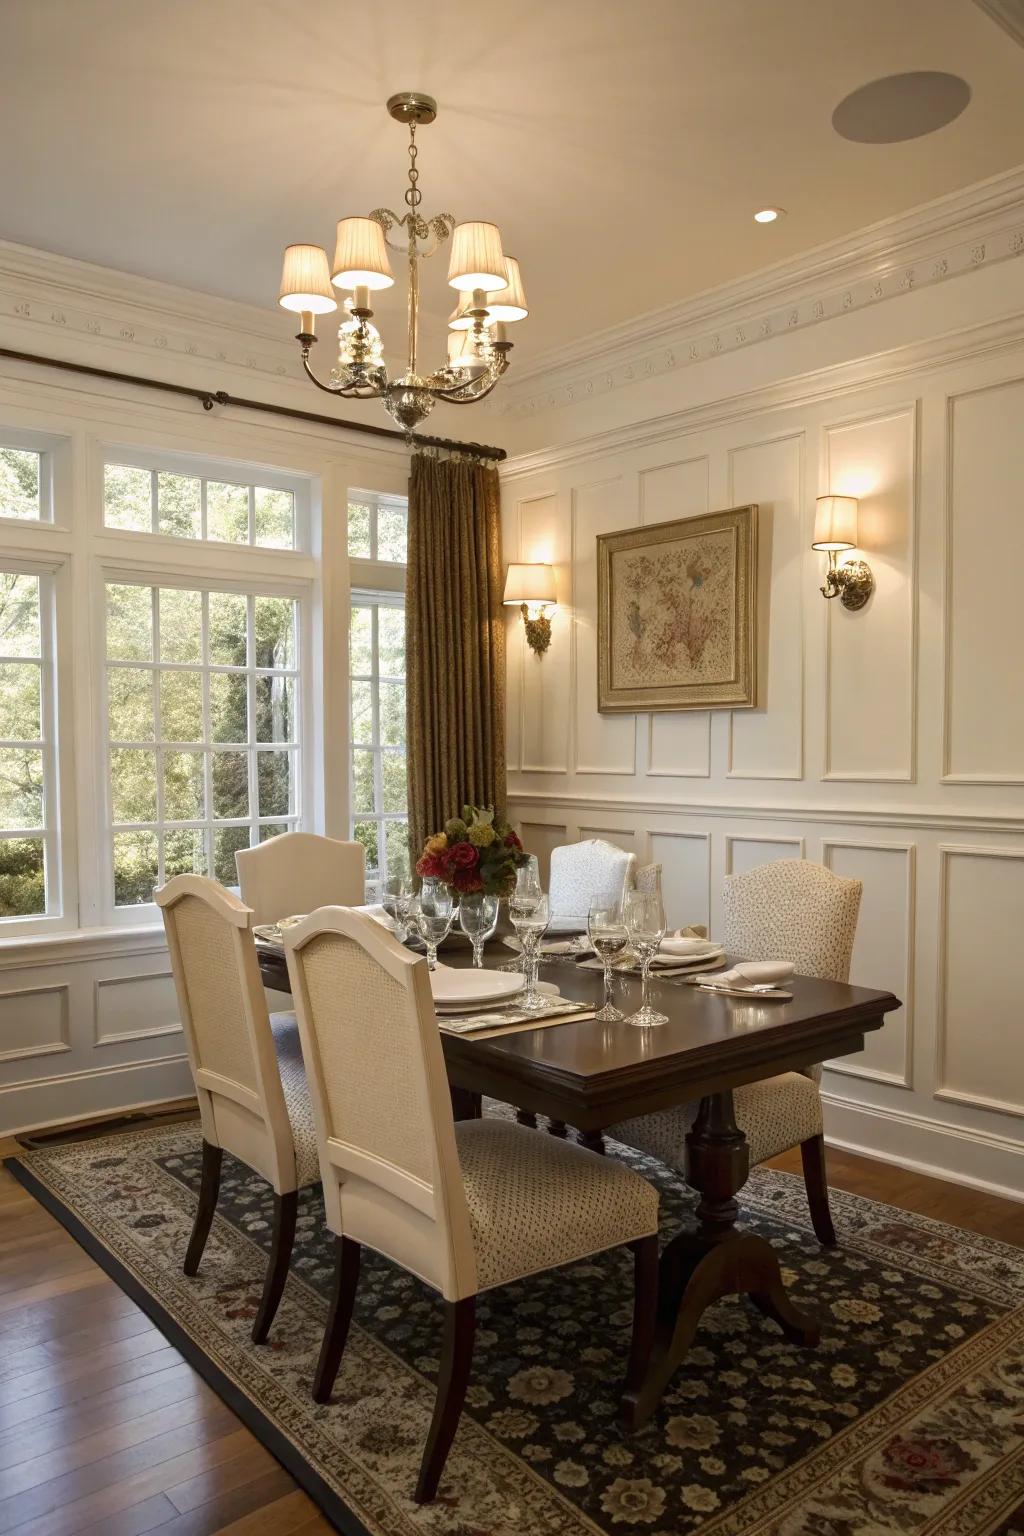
(0, 1130, 1020, 1535)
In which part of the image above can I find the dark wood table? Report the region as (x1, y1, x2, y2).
(258, 936, 899, 1425)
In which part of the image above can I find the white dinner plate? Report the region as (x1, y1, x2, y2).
(659, 937, 719, 959)
(430, 967, 526, 1009)
(650, 945, 724, 969)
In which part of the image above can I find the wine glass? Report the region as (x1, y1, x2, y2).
(458, 893, 499, 968)
(382, 874, 414, 944)
(514, 856, 542, 907)
(623, 889, 668, 1027)
(588, 901, 629, 1022)
(510, 892, 550, 1011)
(415, 878, 456, 971)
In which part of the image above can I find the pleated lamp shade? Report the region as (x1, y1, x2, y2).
(447, 330, 488, 377)
(812, 495, 859, 550)
(447, 221, 506, 291)
(278, 245, 338, 314)
(448, 290, 490, 330)
(486, 256, 528, 322)
(503, 563, 557, 606)
(331, 217, 395, 290)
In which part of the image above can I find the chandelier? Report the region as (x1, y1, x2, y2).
(277, 91, 527, 438)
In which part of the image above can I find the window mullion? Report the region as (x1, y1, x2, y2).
(153, 588, 164, 884)
(201, 590, 213, 877)
(246, 593, 257, 857)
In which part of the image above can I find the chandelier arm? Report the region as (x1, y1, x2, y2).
(300, 349, 385, 400)
(430, 372, 505, 406)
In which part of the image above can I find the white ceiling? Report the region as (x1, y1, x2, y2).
(3, 0, 1024, 367)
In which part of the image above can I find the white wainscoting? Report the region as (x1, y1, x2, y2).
(502, 315, 1024, 1203)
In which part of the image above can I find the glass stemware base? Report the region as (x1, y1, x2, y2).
(626, 1003, 669, 1027)
(594, 999, 625, 1023)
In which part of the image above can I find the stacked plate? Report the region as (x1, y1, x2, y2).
(430, 967, 526, 1015)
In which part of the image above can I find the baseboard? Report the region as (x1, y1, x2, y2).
(1, 1056, 196, 1137)
(822, 1093, 1024, 1205)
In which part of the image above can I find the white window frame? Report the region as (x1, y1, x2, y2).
(94, 553, 313, 927)
(0, 553, 72, 934)
(347, 488, 408, 569)
(349, 586, 407, 898)
(97, 444, 312, 554)
(0, 426, 62, 528)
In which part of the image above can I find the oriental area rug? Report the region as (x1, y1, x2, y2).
(7, 1120, 1024, 1536)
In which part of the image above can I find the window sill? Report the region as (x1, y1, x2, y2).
(0, 923, 167, 970)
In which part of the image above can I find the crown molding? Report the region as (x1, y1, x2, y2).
(499, 166, 1024, 421)
(500, 308, 1024, 479)
(973, 0, 1024, 46)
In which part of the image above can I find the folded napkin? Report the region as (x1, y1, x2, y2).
(705, 960, 794, 990)
(674, 924, 709, 940)
(660, 935, 717, 958)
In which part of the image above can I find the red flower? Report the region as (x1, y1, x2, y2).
(504, 831, 522, 850)
(452, 869, 484, 894)
(416, 854, 443, 878)
(449, 841, 479, 869)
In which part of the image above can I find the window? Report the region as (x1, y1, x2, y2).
(349, 595, 407, 893)
(347, 493, 407, 563)
(0, 568, 57, 919)
(104, 459, 299, 549)
(104, 579, 301, 909)
(0, 448, 42, 522)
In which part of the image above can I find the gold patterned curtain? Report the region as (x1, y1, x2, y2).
(405, 451, 506, 856)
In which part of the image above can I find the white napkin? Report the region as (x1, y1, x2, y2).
(706, 960, 795, 989)
(659, 936, 717, 958)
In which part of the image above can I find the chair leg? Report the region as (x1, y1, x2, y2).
(251, 1189, 298, 1344)
(578, 1128, 606, 1155)
(516, 1108, 538, 1128)
(414, 1296, 476, 1505)
(183, 1139, 222, 1276)
(547, 1119, 569, 1138)
(312, 1236, 362, 1403)
(800, 1134, 838, 1248)
(622, 1234, 659, 1405)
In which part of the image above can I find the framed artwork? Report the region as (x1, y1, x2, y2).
(596, 504, 758, 713)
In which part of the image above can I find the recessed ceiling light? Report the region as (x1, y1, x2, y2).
(754, 208, 784, 224)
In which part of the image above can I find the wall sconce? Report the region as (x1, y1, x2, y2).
(812, 495, 874, 611)
(503, 562, 557, 653)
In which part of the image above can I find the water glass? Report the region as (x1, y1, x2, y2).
(588, 901, 629, 1022)
(458, 893, 500, 968)
(623, 889, 668, 1027)
(510, 891, 550, 1011)
(415, 878, 456, 970)
(382, 875, 414, 944)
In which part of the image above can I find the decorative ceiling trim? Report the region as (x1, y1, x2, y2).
(500, 309, 1024, 478)
(498, 166, 1024, 420)
(973, 0, 1024, 47)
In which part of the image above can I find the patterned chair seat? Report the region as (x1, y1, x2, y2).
(608, 1071, 822, 1172)
(269, 1012, 321, 1188)
(455, 1117, 658, 1292)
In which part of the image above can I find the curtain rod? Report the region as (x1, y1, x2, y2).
(0, 346, 507, 462)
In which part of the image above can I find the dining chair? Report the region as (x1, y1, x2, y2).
(156, 874, 321, 1342)
(608, 859, 862, 1248)
(283, 906, 660, 1504)
(548, 838, 637, 932)
(632, 861, 663, 895)
(235, 830, 366, 925)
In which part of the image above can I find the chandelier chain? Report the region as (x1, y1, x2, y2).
(405, 124, 421, 209)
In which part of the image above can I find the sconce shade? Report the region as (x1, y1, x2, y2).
(503, 562, 557, 606)
(486, 256, 528, 322)
(812, 494, 859, 551)
(448, 221, 506, 291)
(279, 245, 338, 314)
(331, 217, 395, 290)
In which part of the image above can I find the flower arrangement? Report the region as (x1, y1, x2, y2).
(416, 805, 527, 896)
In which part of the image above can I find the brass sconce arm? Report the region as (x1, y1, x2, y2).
(521, 604, 553, 653)
(819, 549, 874, 611)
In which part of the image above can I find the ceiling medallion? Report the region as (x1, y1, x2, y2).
(277, 92, 528, 439)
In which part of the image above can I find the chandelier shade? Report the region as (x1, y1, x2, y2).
(486, 256, 529, 322)
(447, 221, 506, 291)
(278, 245, 338, 314)
(448, 289, 490, 330)
(331, 217, 395, 290)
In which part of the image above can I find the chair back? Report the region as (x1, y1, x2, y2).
(721, 859, 862, 982)
(156, 874, 297, 1192)
(284, 908, 477, 1300)
(548, 839, 637, 929)
(236, 831, 366, 924)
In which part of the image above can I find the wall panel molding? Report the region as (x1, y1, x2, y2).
(570, 477, 637, 776)
(0, 984, 71, 1064)
(724, 834, 805, 874)
(94, 971, 180, 1048)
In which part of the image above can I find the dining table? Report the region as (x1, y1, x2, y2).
(257, 928, 900, 1427)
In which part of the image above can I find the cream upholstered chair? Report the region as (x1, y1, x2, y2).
(284, 907, 659, 1504)
(609, 860, 862, 1248)
(156, 874, 320, 1342)
(548, 838, 637, 932)
(632, 861, 663, 895)
(235, 831, 365, 925)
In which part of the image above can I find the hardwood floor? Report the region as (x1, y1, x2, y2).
(0, 1130, 1019, 1534)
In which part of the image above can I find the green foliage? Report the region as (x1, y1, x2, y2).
(0, 448, 40, 520)
(104, 465, 151, 532)
(0, 837, 44, 916)
(0, 571, 40, 657)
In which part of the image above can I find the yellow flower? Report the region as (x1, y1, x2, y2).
(424, 833, 448, 855)
(468, 822, 497, 847)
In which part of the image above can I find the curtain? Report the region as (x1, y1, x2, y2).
(405, 451, 506, 857)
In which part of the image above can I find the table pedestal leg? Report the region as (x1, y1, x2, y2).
(449, 1087, 481, 1121)
(622, 1090, 819, 1428)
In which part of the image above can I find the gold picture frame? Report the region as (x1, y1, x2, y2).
(597, 505, 758, 713)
